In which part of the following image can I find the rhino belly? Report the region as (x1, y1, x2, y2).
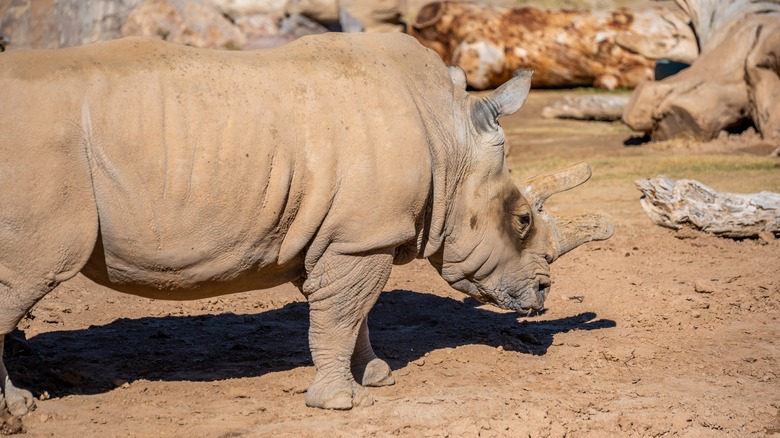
(80, 234, 305, 300)
(79, 95, 304, 299)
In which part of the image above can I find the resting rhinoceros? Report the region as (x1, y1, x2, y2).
(0, 32, 612, 412)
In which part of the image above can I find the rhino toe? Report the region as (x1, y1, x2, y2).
(306, 388, 353, 410)
(3, 383, 35, 417)
(357, 358, 395, 387)
(305, 375, 375, 410)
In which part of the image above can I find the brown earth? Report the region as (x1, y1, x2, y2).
(5, 89, 780, 437)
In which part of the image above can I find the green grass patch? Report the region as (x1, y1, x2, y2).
(513, 155, 780, 193)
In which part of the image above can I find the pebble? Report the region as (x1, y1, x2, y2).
(694, 281, 715, 294)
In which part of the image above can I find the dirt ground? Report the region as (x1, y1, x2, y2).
(5, 89, 780, 437)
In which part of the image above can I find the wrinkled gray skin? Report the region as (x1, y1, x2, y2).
(0, 33, 612, 412)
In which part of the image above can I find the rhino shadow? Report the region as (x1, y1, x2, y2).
(369, 290, 615, 368)
(6, 289, 615, 397)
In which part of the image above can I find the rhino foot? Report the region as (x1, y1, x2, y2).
(1, 378, 35, 417)
(305, 373, 374, 410)
(354, 358, 395, 387)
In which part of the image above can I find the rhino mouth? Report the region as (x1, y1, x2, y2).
(503, 274, 550, 313)
(450, 276, 548, 313)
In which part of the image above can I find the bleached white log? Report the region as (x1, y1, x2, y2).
(541, 95, 630, 121)
(635, 176, 780, 238)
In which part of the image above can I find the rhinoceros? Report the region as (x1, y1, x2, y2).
(0, 32, 613, 413)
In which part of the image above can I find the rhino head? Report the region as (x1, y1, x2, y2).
(427, 68, 614, 313)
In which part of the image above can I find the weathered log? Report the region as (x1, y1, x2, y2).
(623, 0, 780, 146)
(541, 94, 630, 121)
(409, 1, 697, 90)
(636, 176, 780, 238)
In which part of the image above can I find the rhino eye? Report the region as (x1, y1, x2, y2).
(513, 207, 533, 239)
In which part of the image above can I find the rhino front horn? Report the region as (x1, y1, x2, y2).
(547, 211, 614, 260)
(522, 162, 592, 210)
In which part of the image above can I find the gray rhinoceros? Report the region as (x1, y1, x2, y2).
(0, 32, 612, 412)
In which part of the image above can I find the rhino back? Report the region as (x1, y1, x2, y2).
(2, 34, 452, 298)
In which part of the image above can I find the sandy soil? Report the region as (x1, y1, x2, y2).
(4, 90, 780, 437)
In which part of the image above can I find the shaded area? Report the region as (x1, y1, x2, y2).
(624, 133, 651, 146)
(5, 289, 614, 398)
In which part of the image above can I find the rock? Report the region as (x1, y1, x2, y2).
(0, 413, 24, 435)
(694, 281, 715, 294)
(121, 0, 246, 49)
(236, 13, 292, 50)
(211, 0, 288, 19)
(279, 13, 329, 39)
(758, 231, 775, 244)
(340, 0, 403, 33)
(287, 0, 339, 24)
(0, 0, 143, 51)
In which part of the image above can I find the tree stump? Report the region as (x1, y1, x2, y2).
(623, 0, 780, 149)
(636, 176, 780, 238)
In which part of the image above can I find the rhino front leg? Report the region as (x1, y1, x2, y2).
(303, 249, 393, 410)
(0, 336, 35, 417)
(351, 319, 394, 387)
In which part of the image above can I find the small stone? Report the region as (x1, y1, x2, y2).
(675, 228, 699, 240)
(694, 281, 715, 294)
(758, 231, 775, 244)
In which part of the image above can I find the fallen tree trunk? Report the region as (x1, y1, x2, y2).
(541, 94, 630, 121)
(623, 0, 780, 147)
(409, 1, 697, 90)
(635, 176, 780, 238)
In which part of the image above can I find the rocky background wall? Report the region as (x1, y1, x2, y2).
(0, 0, 403, 52)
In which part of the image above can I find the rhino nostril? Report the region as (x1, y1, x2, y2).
(537, 278, 551, 298)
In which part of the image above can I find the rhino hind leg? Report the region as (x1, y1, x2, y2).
(351, 319, 394, 387)
(0, 180, 99, 418)
(0, 265, 86, 418)
(0, 336, 35, 417)
(303, 249, 394, 409)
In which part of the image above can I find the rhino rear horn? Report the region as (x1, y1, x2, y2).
(522, 162, 592, 210)
(547, 211, 614, 260)
(473, 69, 533, 132)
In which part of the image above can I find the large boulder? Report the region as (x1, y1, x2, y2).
(121, 0, 247, 49)
(0, 0, 143, 50)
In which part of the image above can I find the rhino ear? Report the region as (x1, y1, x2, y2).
(473, 69, 533, 131)
(448, 66, 468, 90)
